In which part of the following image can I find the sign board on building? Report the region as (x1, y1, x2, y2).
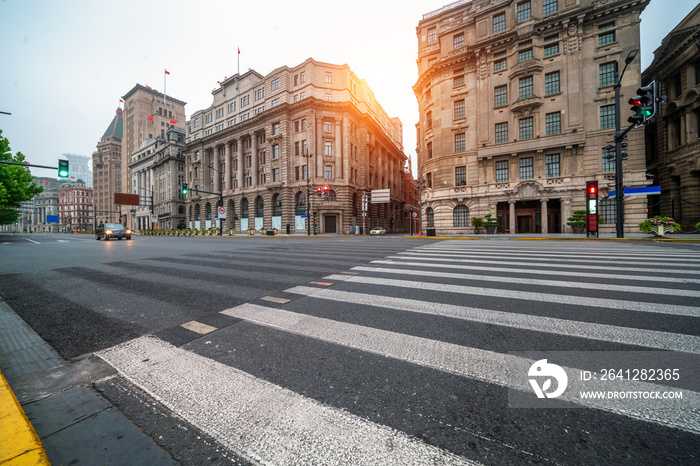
(608, 186, 660, 199)
(46, 215, 59, 223)
(114, 193, 140, 206)
(371, 189, 390, 203)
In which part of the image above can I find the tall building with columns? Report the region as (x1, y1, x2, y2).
(415, 0, 650, 235)
(185, 58, 406, 234)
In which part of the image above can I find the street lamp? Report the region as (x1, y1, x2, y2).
(302, 149, 313, 236)
(613, 49, 639, 239)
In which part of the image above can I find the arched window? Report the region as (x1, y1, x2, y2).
(255, 196, 264, 217)
(328, 190, 337, 202)
(205, 203, 212, 221)
(241, 198, 249, 218)
(453, 205, 469, 227)
(426, 207, 435, 227)
(272, 194, 282, 216)
(194, 204, 201, 221)
(296, 192, 306, 215)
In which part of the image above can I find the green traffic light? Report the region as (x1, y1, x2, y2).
(58, 159, 69, 178)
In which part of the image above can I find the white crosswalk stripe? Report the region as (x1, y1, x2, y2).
(93, 239, 700, 464)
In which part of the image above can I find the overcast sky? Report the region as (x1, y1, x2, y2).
(0, 0, 696, 179)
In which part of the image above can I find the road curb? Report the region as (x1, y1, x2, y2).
(0, 369, 49, 465)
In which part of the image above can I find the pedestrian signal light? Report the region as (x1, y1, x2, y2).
(58, 159, 69, 178)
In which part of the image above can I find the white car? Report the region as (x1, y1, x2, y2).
(370, 227, 386, 235)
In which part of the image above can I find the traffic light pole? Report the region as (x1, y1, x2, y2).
(612, 50, 638, 239)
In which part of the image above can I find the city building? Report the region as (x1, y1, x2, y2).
(28, 176, 64, 232)
(63, 153, 93, 187)
(643, 4, 700, 231)
(121, 85, 186, 229)
(184, 58, 406, 234)
(92, 108, 123, 224)
(58, 180, 93, 232)
(129, 128, 188, 231)
(403, 160, 420, 234)
(414, 0, 650, 235)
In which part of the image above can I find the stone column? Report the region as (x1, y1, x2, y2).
(316, 117, 324, 180)
(509, 200, 516, 234)
(224, 142, 231, 191)
(541, 198, 549, 234)
(251, 133, 258, 187)
(236, 138, 243, 190)
(334, 118, 342, 179)
(214, 146, 221, 193)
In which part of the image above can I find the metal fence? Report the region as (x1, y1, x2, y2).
(648, 198, 700, 233)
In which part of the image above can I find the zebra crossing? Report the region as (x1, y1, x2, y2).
(92, 239, 700, 465)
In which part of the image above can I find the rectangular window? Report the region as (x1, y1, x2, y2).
(518, 49, 533, 62)
(495, 122, 508, 144)
(544, 71, 560, 95)
(272, 144, 279, 159)
(241, 95, 249, 107)
(543, 0, 558, 16)
(546, 153, 560, 178)
(493, 13, 506, 34)
(300, 72, 305, 83)
(519, 157, 533, 180)
(273, 168, 280, 182)
(602, 147, 615, 172)
(324, 121, 332, 133)
(519, 117, 534, 140)
(496, 161, 509, 182)
(427, 27, 437, 45)
(325, 72, 332, 83)
(271, 78, 280, 91)
(454, 75, 465, 87)
(517, 1, 531, 22)
(495, 85, 508, 107)
(324, 93, 332, 102)
(295, 141, 300, 156)
(255, 88, 264, 100)
(545, 112, 561, 136)
(598, 22, 615, 46)
(455, 166, 467, 186)
(494, 59, 507, 72)
(453, 32, 464, 49)
(426, 111, 432, 129)
(599, 62, 616, 87)
(324, 166, 333, 180)
(544, 43, 559, 57)
(427, 141, 433, 159)
(454, 99, 465, 119)
(324, 141, 333, 156)
(600, 104, 616, 129)
(519, 76, 533, 99)
(273, 123, 280, 135)
(454, 133, 466, 152)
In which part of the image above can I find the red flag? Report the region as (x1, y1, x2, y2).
(146, 85, 152, 89)
(147, 115, 154, 121)
(165, 69, 170, 75)
(119, 98, 124, 103)
(170, 119, 177, 124)
(238, 47, 240, 54)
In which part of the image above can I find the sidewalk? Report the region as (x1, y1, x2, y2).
(0, 299, 177, 466)
(404, 232, 700, 241)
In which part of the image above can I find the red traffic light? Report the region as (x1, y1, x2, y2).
(628, 97, 643, 106)
(323, 185, 329, 192)
(588, 185, 597, 195)
(317, 186, 322, 192)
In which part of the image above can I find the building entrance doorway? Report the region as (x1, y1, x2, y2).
(498, 199, 561, 233)
(324, 215, 337, 233)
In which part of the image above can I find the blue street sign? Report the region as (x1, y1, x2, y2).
(46, 215, 59, 223)
(609, 186, 660, 199)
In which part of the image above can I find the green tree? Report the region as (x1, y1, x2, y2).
(0, 130, 43, 225)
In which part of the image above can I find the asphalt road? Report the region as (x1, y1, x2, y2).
(1, 233, 699, 465)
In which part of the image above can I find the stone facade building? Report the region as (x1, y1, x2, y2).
(414, 0, 650, 235)
(643, 4, 700, 231)
(92, 108, 124, 224)
(129, 128, 188, 231)
(63, 153, 93, 188)
(58, 180, 93, 232)
(121, 84, 186, 228)
(185, 58, 406, 234)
